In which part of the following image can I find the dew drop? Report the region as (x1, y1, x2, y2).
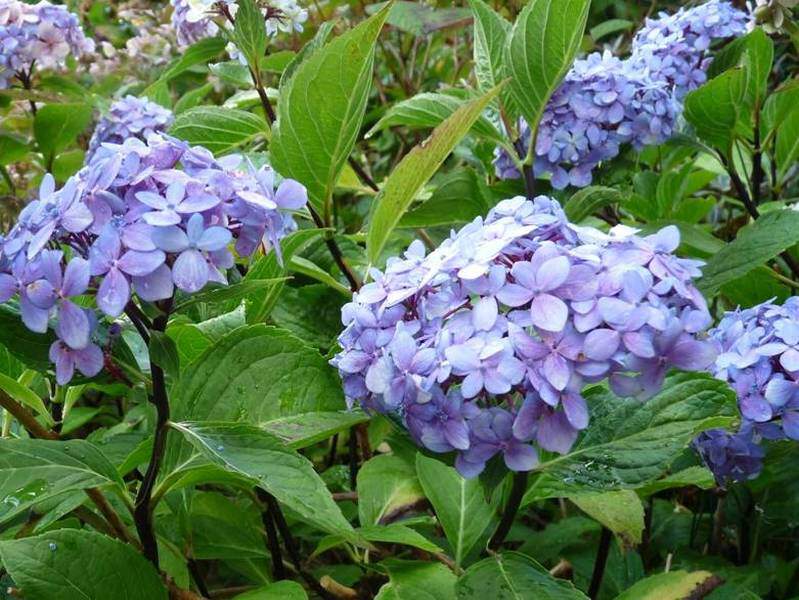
(48, 542, 57, 552)
(216, 445, 225, 452)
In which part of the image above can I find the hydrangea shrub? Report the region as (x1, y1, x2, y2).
(1, 0, 798, 598)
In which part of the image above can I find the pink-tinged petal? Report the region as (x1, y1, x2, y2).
(622, 331, 656, 358)
(151, 226, 189, 253)
(472, 296, 498, 331)
(143, 209, 181, 227)
(562, 392, 589, 429)
(237, 190, 277, 210)
(132, 264, 174, 302)
(135, 191, 167, 210)
(56, 301, 90, 349)
(49, 341, 75, 385)
(530, 294, 568, 332)
(62, 257, 90, 297)
(26, 279, 57, 309)
(504, 442, 538, 472)
(118, 250, 165, 277)
(783, 411, 799, 440)
(89, 229, 121, 275)
(20, 296, 49, 333)
(0, 274, 16, 302)
(61, 202, 94, 233)
(536, 256, 570, 291)
(496, 283, 535, 307)
(122, 223, 157, 252)
(780, 348, 799, 372)
(583, 328, 620, 361)
(460, 372, 484, 398)
(274, 179, 308, 209)
(97, 268, 130, 317)
(542, 353, 570, 391)
(172, 249, 210, 293)
(74, 344, 103, 379)
(197, 226, 232, 252)
(510, 261, 537, 289)
(177, 193, 220, 213)
(536, 411, 578, 454)
(765, 378, 798, 407)
(445, 344, 481, 372)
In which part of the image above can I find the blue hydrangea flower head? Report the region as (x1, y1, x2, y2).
(332, 197, 715, 477)
(87, 96, 174, 162)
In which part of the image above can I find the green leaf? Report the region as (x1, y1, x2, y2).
(0, 304, 54, 370)
(244, 228, 327, 323)
(684, 68, 747, 152)
(366, 87, 501, 264)
(456, 552, 589, 599)
(720, 265, 791, 307)
(590, 19, 634, 41)
(171, 421, 357, 540)
(612, 570, 715, 600)
(697, 209, 799, 296)
(522, 373, 737, 504)
(232, 0, 268, 74)
(174, 82, 214, 114)
(209, 61, 253, 87)
(637, 466, 715, 496)
(504, 0, 590, 137)
(148, 331, 180, 378)
(762, 80, 799, 135)
(271, 5, 391, 211)
(370, 1, 472, 36)
(0, 439, 125, 524)
(564, 186, 623, 223)
(468, 0, 511, 94)
(144, 37, 226, 101)
(776, 109, 799, 180)
(367, 92, 503, 144)
(415, 454, 494, 566)
(170, 107, 267, 154)
(288, 256, 351, 296)
(169, 325, 344, 423)
(399, 168, 492, 228)
(0, 372, 53, 426)
(376, 559, 457, 600)
(261, 411, 369, 450)
(569, 490, 644, 546)
(0, 530, 167, 599)
(233, 581, 308, 600)
(708, 28, 773, 109)
(174, 278, 287, 312)
(316, 522, 443, 556)
(357, 454, 424, 526)
(0, 133, 28, 166)
(33, 103, 93, 160)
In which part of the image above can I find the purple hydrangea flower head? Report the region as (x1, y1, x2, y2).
(332, 197, 715, 478)
(697, 297, 799, 482)
(693, 425, 765, 485)
(493, 1, 747, 190)
(0, 0, 94, 89)
(0, 133, 307, 383)
(87, 96, 174, 162)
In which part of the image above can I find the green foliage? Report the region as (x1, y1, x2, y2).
(169, 107, 267, 154)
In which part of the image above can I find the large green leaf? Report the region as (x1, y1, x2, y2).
(261, 411, 369, 450)
(33, 103, 93, 161)
(415, 454, 494, 566)
(169, 107, 267, 155)
(456, 552, 588, 599)
(612, 570, 715, 600)
(152, 37, 226, 84)
(357, 454, 424, 526)
(271, 5, 391, 211)
(684, 68, 747, 152)
(698, 209, 799, 296)
(370, 1, 472, 36)
(244, 228, 327, 323)
(0, 439, 125, 524)
(375, 559, 457, 600)
(233, 581, 308, 600)
(399, 168, 492, 228)
(367, 93, 503, 144)
(171, 421, 357, 540)
(569, 490, 644, 546)
(522, 373, 737, 505)
(504, 0, 590, 137)
(0, 530, 167, 599)
(0, 372, 52, 426)
(564, 186, 623, 223)
(366, 87, 501, 264)
(468, 0, 511, 94)
(0, 304, 54, 371)
(170, 324, 343, 423)
(232, 0, 268, 74)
